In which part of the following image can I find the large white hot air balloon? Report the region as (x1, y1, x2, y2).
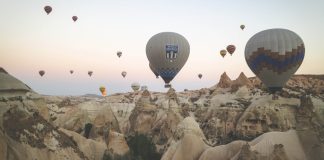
(245, 28, 305, 93)
(149, 63, 159, 78)
(146, 32, 190, 88)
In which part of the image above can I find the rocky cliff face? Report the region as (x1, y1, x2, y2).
(1, 68, 324, 160)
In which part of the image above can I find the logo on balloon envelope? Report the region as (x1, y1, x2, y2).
(166, 45, 178, 61)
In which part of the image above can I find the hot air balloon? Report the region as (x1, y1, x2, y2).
(70, 70, 74, 74)
(240, 25, 245, 30)
(146, 32, 190, 88)
(117, 51, 122, 58)
(220, 49, 227, 58)
(245, 28, 305, 93)
(88, 71, 93, 77)
(141, 85, 148, 91)
(149, 63, 159, 78)
(131, 82, 140, 91)
(72, 16, 78, 22)
(39, 70, 45, 77)
(99, 86, 106, 96)
(121, 71, 127, 78)
(198, 73, 202, 79)
(44, 6, 52, 15)
(226, 45, 236, 56)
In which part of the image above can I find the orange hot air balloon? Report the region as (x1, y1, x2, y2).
(226, 45, 236, 56)
(99, 86, 106, 96)
(44, 6, 52, 15)
(72, 16, 78, 22)
(220, 49, 227, 58)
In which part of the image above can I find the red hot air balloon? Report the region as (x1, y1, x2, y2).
(72, 16, 78, 22)
(226, 45, 236, 56)
(44, 6, 52, 15)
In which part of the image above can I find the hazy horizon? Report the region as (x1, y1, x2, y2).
(1, 0, 324, 95)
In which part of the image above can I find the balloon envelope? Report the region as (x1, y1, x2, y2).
(72, 16, 78, 22)
(245, 28, 305, 93)
(131, 82, 140, 91)
(198, 74, 202, 79)
(44, 6, 52, 15)
(117, 51, 122, 58)
(149, 63, 159, 78)
(99, 86, 106, 96)
(70, 70, 74, 74)
(121, 71, 127, 78)
(220, 49, 227, 57)
(240, 25, 245, 30)
(39, 70, 45, 77)
(146, 32, 190, 88)
(88, 71, 93, 77)
(226, 45, 236, 55)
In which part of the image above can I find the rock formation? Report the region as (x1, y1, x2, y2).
(216, 72, 232, 88)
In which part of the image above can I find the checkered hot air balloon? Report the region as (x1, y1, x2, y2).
(245, 28, 305, 93)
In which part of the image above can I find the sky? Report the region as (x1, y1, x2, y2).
(1, 0, 324, 95)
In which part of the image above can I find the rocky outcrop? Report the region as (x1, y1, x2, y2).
(231, 72, 253, 92)
(216, 72, 232, 88)
(1, 70, 324, 160)
(103, 131, 131, 160)
(0, 102, 88, 160)
(269, 144, 289, 160)
(236, 143, 258, 160)
(0, 67, 32, 96)
(128, 103, 158, 135)
(162, 133, 208, 160)
(61, 128, 107, 160)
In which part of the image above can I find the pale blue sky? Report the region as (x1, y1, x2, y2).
(1, 0, 323, 95)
